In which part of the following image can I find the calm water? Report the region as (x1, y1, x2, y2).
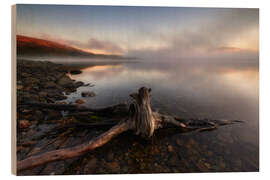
(64, 59, 259, 173)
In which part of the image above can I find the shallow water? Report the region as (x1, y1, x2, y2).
(64, 60, 259, 173)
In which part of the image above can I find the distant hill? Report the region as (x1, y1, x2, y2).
(16, 35, 125, 59)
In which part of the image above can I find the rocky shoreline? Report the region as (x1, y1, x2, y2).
(17, 59, 85, 104)
(16, 60, 91, 174)
(17, 59, 89, 130)
(16, 59, 131, 175)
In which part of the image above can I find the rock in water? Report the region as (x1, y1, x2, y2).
(69, 70, 82, 75)
(57, 76, 74, 87)
(75, 99, 86, 104)
(81, 91, 96, 97)
(74, 81, 84, 88)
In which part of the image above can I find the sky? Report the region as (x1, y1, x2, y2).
(16, 4, 259, 61)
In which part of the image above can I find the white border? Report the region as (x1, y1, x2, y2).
(1, 0, 269, 179)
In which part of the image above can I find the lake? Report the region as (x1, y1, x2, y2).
(63, 59, 259, 173)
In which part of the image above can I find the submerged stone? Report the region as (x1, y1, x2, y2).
(81, 91, 96, 97)
(75, 99, 85, 104)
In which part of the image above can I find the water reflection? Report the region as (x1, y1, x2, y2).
(66, 60, 258, 172)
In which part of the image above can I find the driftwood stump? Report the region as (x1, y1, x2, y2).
(17, 87, 241, 171)
(129, 87, 155, 137)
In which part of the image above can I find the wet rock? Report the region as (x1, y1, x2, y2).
(54, 94, 67, 100)
(83, 83, 92, 87)
(43, 81, 57, 88)
(70, 69, 82, 75)
(75, 99, 85, 104)
(74, 81, 84, 88)
(57, 76, 74, 87)
(65, 87, 77, 93)
(53, 72, 64, 80)
(19, 120, 31, 129)
(81, 91, 96, 97)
